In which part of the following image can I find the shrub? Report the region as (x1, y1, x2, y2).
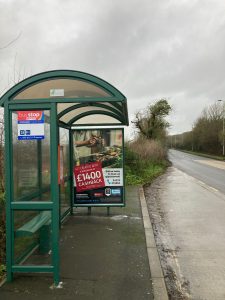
(128, 136, 167, 162)
(125, 137, 168, 185)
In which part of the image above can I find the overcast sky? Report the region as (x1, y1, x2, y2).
(1, 0, 225, 137)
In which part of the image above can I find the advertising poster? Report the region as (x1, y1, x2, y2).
(17, 111, 45, 140)
(73, 128, 124, 205)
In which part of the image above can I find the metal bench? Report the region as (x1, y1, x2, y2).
(15, 211, 51, 254)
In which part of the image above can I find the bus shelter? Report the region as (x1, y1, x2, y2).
(0, 70, 129, 285)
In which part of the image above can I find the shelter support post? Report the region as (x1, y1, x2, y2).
(69, 130, 74, 215)
(50, 103, 60, 286)
(5, 102, 13, 282)
(107, 207, 110, 216)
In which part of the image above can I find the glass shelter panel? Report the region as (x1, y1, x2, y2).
(41, 120, 51, 195)
(57, 102, 123, 116)
(12, 110, 51, 201)
(73, 115, 121, 125)
(60, 107, 118, 124)
(13, 79, 111, 99)
(59, 127, 70, 216)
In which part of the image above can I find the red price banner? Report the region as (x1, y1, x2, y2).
(74, 161, 105, 192)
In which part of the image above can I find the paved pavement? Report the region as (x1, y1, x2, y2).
(0, 186, 158, 300)
(145, 166, 225, 300)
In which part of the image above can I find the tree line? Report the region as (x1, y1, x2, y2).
(168, 102, 224, 155)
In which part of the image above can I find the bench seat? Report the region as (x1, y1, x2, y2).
(15, 211, 51, 237)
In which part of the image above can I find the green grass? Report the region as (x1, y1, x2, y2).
(125, 162, 167, 185)
(125, 145, 169, 185)
(0, 264, 5, 280)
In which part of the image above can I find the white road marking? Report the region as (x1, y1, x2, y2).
(171, 250, 192, 299)
(175, 168, 219, 194)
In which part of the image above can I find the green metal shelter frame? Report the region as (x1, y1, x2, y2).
(0, 70, 128, 285)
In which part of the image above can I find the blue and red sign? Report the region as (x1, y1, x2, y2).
(17, 111, 45, 140)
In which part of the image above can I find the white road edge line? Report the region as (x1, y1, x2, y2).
(139, 186, 169, 300)
(176, 167, 220, 193)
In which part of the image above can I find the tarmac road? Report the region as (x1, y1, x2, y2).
(168, 149, 225, 194)
(145, 150, 225, 299)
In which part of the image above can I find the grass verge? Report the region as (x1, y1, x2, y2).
(125, 160, 168, 185)
(125, 138, 169, 185)
(176, 149, 225, 161)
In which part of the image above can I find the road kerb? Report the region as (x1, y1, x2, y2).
(139, 186, 169, 300)
(0, 277, 6, 288)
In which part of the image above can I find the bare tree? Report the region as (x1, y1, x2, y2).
(0, 31, 23, 96)
(0, 32, 22, 50)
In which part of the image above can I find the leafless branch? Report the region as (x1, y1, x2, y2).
(0, 31, 22, 50)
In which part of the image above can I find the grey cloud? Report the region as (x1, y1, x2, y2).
(1, 0, 225, 135)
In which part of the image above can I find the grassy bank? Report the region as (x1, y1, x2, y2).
(125, 138, 169, 185)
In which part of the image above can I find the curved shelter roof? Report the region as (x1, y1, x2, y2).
(0, 70, 129, 127)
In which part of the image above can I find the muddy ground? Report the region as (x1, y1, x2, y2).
(144, 171, 192, 300)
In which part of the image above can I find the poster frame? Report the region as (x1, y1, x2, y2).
(72, 126, 125, 207)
